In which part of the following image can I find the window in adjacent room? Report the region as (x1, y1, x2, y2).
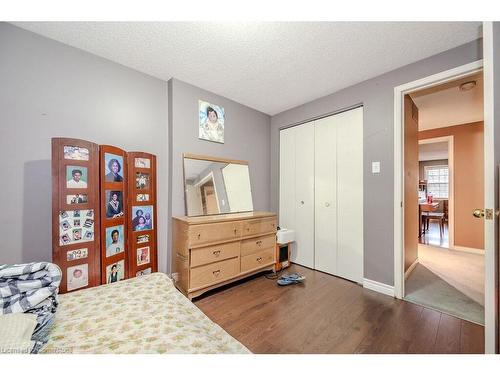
(424, 165, 449, 199)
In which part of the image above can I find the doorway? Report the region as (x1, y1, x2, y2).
(393, 59, 497, 352)
(402, 72, 485, 325)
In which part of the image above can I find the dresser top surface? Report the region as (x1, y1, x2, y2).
(173, 211, 276, 225)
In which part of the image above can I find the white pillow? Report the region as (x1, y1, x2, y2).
(0, 313, 37, 354)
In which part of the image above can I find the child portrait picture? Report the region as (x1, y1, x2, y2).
(199, 100, 225, 144)
(132, 205, 153, 232)
(105, 225, 125, 257)
(66, 166, 88, 188)
(104, 153, 124, 183)
(135, 172, 149, 189)
(136, 246, 150, 266)
(106, 260, 124, 284)
(67, 264, 89, 291)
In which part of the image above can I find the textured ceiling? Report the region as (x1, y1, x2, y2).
(13, 22, 482, 115)
(411, 72, 483, 130)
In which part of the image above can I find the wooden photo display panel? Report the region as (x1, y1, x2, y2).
(51, 138, 100, 294)
(127, 152, 158, 277)
(100, 145, 128, 284)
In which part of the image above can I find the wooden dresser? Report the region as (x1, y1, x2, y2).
(172, 211, 277, 299)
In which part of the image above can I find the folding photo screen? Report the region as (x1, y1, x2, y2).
(52, 138, 158, 293)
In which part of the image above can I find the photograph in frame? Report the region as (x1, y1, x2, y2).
(66, 166, 88, 189)
(67, 263, 89, 291)
(66, 194, 88, 204)
(106, 260, 125, 284)
(199, 100, 225, 143)
(136, 246, 150, 266)
(105, 190, 124, 218)
(63, 146, 89, 161)
(131, 205, 153, 232)
(105, 224, 125, 257)
(104, 153, 124, 182)
(134, 158, 150, 168)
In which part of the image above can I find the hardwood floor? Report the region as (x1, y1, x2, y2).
(194, 264, 484, 354)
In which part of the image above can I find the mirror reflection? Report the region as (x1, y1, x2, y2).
(184, 157, 253, 216)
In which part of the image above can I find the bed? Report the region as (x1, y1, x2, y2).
(41, 272, 250, 354)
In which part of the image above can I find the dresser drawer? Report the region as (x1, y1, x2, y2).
(191, 241, 240, 267)
(241, 247, 275, 273)
(242, 217, 276, 237)
(241, 234, 276, 257)
(190, 257, 240, 290)
(188, 221, 242, 246)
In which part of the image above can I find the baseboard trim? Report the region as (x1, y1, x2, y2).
(404, 258, 419, 280)
(451, 246, 484, 255)
(363, 278, 395, 297)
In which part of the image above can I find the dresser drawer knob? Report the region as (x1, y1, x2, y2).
(213, 270, 221, 276)
(213, 250, 221, 256)
(256, 257, 263, 262)
(197, 233, 201, 239)
(256, 240, 262, 246)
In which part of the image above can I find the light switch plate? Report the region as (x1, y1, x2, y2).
(372, 161, 381, 174)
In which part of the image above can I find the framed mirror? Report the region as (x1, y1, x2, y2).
(183, 154, 253, 216)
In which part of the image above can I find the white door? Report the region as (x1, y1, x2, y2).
(314, 116, 338, 275)
(279, 123, 315, 268)
(336, 107, 364, 283)
(294, 123, 315, 268)
(279, 127, 296, 233)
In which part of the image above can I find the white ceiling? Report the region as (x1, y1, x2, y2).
(13, 22, 482, 115)
(411, 72, 483, 130)
(419, 141, 448, 161)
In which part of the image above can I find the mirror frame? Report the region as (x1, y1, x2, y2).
(182, 153, 252, 217)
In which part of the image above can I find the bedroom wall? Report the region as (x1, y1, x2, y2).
(167, 78, 271, 272)
(0, 23, 170, 271)
(270, 39, 483, 286)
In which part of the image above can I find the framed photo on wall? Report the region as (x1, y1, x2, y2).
(199, 100, 225, 143)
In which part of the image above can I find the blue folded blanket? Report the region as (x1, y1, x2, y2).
(0, 262, 62, 353)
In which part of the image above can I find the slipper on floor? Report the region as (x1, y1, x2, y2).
(281, 273, 305, 282)
(277, 277, 300, 286)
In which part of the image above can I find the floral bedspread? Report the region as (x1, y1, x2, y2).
(41, 272, 250, 354)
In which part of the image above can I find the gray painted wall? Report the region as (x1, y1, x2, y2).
(167, 78, 271, 272)
(270, 40, 483, 286)
(0, 23, 169, 272)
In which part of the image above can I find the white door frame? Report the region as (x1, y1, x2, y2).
(393, 58, 496, 353)
(418, 135, 454, 249)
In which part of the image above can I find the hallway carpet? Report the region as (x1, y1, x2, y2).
(405, 263, 484, 325)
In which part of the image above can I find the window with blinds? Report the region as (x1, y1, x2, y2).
(424, 165, 449, 199)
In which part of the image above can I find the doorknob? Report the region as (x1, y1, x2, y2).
(472, 209, 484, 218)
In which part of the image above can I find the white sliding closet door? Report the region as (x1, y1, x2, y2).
(294, 123, 315, 268)
(279, 127, 296, 235)
(336, 107, 364, 283)
(314, 116, 338, 275)
(279, 123, 315, 269)
(279, 107, 363, 280)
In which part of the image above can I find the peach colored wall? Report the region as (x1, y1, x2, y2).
(419, 122, 484, 250)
